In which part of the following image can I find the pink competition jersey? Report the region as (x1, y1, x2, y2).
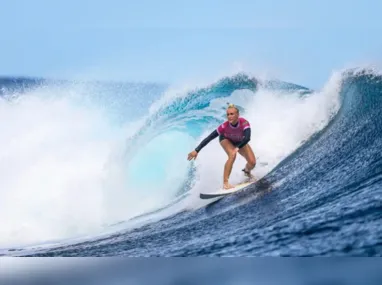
(217, 117, 250, 142)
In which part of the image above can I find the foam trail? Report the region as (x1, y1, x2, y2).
(0, 86, 189, 247)
(0, 94, 111, 246)
(247, 72, 341, 172)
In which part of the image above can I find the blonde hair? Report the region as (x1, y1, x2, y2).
(227, 103, 239, 113)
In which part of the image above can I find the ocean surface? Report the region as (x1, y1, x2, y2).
(0, 69, 381, 257)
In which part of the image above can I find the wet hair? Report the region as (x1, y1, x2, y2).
(226, 103, 239, 114)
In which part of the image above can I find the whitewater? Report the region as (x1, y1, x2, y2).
(0, 69, 380, 256)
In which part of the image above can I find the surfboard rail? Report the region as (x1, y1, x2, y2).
(199, 181, 254, 200)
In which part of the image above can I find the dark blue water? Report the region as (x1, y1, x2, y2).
(0, 70, 381, 256)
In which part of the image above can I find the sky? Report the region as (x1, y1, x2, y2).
(1, 0, 382, 89)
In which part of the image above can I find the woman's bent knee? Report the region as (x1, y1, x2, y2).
(228, 154, 237, 161)
(248, 158, 256, 167)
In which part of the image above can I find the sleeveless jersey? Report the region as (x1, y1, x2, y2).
(216, 117, 250, 142)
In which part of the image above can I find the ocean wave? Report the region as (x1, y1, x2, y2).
(0, 69, 380, 256)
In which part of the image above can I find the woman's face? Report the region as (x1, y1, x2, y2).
(226, 107, 239, 124)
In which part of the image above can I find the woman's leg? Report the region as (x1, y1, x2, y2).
(220, 139, 237, 189)
(238, 144, 256, 176)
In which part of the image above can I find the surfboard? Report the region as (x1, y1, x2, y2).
(199, 180, 255, 200)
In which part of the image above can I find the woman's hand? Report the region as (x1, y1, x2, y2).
(187, 150, 198, 160)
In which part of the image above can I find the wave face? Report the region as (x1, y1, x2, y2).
(0, 70, 381, 256)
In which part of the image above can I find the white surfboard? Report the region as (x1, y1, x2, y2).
(199, 180, 255, 200)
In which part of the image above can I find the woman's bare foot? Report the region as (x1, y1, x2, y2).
(223, 182, 235, 190)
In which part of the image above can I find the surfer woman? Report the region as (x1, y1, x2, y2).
(187, 104, 256, 189)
